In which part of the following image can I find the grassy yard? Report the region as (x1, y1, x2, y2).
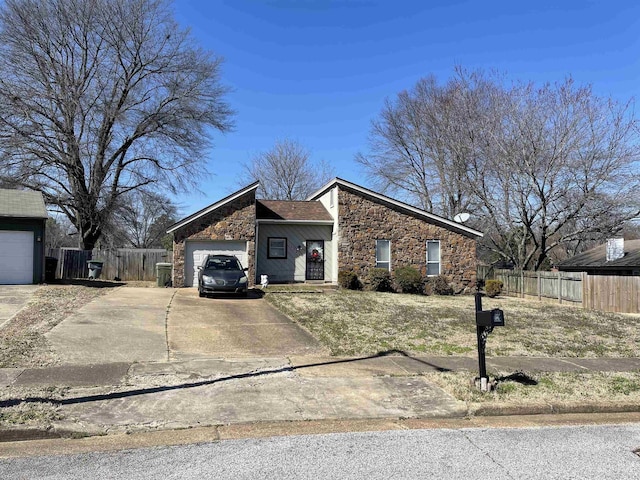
(265, 290, 640, 358)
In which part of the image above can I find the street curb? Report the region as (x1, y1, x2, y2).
(473, 402, 640, 417)
(3, 402, 640, 444)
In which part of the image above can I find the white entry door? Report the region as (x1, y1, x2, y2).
(185, 240, 248, 287)
(0, 230, 34, 284)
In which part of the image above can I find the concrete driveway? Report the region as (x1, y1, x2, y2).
(0, 285, 39, 329)
(46, 286, 326, 365)
(46, 287, 174, 364)
(167, 289, 328, 360)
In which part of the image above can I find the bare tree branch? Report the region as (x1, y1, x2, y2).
(0, 0, 233, 249)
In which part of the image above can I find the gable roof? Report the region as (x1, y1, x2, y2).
(0, 189, 48, 219)
(256, 200, 333, 223)
(307, 178, 483, 238)
(557, 239, 640, 271)
(166, 182, 259, 234)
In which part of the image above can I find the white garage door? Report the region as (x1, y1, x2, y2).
(185, 240, 248, 287)
(0, 230, 34, 285)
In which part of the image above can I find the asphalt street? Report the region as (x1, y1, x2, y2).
(1, 423, 639, 479)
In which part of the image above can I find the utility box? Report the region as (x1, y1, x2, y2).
(156, 262, 173, 287)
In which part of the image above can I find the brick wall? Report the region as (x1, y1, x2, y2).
(172, 191, 256, 288)
(337, 187, 477, 293)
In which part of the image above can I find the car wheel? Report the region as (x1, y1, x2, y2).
(198, 287, 204, 298)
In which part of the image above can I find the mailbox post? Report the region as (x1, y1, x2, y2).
(475, 288, 505, 391)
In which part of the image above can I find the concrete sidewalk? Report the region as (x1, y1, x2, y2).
(1, 354, 640, 439)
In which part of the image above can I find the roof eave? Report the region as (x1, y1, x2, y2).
(256, 219, 334, 225)
(308, 177, 483, 238)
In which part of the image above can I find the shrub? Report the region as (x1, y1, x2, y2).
(394, 266, 424, 294)
(428, 275, 454, 296)
(485, 279, 503, 298)
(368, 268, 394, 292)
(338, 270, 362, 290)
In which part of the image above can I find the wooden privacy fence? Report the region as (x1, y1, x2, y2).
(494, 270, 583, 304)
(583, 274, 640, 314)
(46, 248, 171, 281)
(479, 268, 640, 314)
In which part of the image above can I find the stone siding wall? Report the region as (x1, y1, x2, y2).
(172, 192, 256, 288)
(337, 188, 477, 292)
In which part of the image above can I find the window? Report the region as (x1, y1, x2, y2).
(376, 240, 390, 270)
(426, 240, 440, 276)
(268, 237, 287, 259)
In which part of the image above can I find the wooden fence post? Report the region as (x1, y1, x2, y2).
(557, 271, 562, 305)
(537, 271, 541, 301)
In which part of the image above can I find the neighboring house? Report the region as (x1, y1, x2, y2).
(557, 238, 640, 276)
(0, 189, 48, 284)
(167, 178, 483, 291)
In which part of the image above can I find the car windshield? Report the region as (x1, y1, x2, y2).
(205, 257, 242, 270)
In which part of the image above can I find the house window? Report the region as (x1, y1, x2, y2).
(426, 240, 440, 276)
(268, 237, 287, 259)
(376, 240, 390, 270)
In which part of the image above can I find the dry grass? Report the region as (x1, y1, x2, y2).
(266, 290, 640, 357)
(426, 370, 640, 410)
(0, 284, 112, 367)
(0, 386, 67, 427)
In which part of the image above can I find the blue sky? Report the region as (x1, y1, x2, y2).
(172, 0, 640, 214)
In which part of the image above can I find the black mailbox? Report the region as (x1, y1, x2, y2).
(475, 308, 505, 327)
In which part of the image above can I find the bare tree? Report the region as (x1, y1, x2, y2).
(243, 138, 333, 200)
(106, 190, 178, 248)
(476, 79, 640, 270)
(0, 0, 233, 249)
(359, 69, 640, 270)
(45, 216, 78, 249)
(355, 70, 499, 218)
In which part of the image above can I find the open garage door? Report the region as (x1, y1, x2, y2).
(0, 230, 34, 284)
(184, 240, 248, 287)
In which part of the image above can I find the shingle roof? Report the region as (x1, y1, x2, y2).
(557, 239, 640, 270)
(256, 200, 333, 222)
(0, 189, 48, 219)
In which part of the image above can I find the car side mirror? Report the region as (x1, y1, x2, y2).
(197, 266, 202, 271)
(243, 267, 248, 271)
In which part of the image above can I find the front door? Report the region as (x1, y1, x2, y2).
(305, 240, 324, 281)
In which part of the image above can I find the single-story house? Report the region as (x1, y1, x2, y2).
(167, 178, 483, 291)
(557, 238, 640, 276)
(0, 189, 48, 284)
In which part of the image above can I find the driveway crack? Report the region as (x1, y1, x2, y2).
(165, 290, 177, 362)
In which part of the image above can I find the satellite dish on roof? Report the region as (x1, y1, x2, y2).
(453, 212, 470, 223)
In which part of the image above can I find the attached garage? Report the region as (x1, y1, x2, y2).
(0, 189, 48, 285)
(184, 240, 248, 287)
(167, 182, 258, 288)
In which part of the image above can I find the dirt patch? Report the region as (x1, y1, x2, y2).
(0, 285, 110, 368)
(266, 290, 640, 357)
